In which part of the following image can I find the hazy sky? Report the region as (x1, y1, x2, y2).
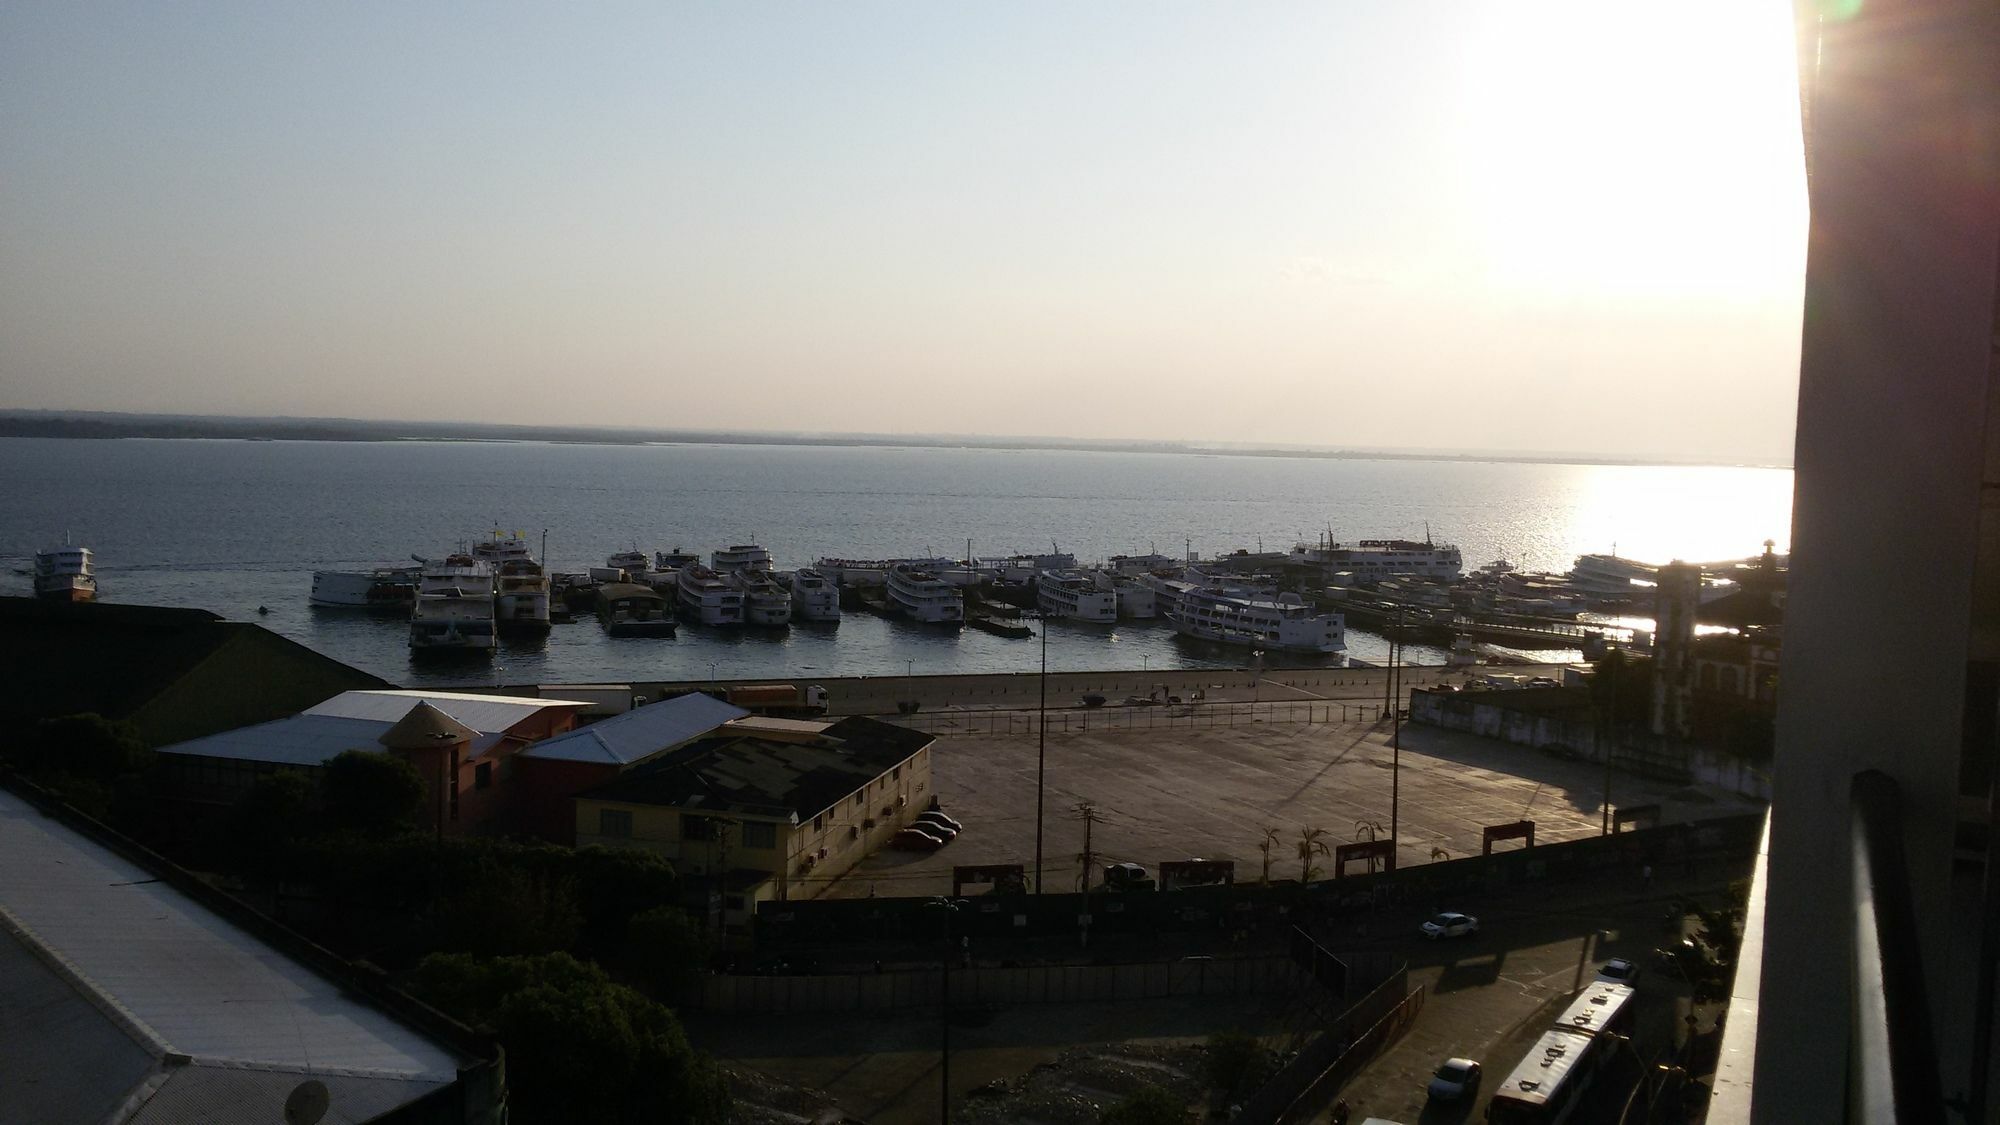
(1, 2, 1807, 463)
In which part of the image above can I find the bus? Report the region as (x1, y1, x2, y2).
(1485, 980, 1637, 1124)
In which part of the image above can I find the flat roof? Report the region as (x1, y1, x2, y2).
(521, 692, 750, 766)
(0, 787, 467, 1123)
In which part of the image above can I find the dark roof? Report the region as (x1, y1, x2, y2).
(576, 715, 933, 820)
(0, 597, 390, 744)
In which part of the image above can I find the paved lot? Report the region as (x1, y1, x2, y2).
(817, 716, 1761, 899)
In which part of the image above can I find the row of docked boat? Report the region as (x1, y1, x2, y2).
(582, 544, 842, 628)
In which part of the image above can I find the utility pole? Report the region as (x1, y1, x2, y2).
(1389, 604, 1404, 871)
(1602, 653, 1618, 835)
(1074, 800, 1098, 891)
(1035, 612, 1049, 893)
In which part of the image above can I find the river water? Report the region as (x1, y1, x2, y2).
(0, 438, 1792, 686)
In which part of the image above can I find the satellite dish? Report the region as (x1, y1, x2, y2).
(284, 1079, 330, 1125)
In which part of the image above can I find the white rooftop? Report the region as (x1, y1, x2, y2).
(156, 713, 504, 767)
(521, 692, 749, 766)
(303, 688, 593, 731)
(0, 787, 466, 1123)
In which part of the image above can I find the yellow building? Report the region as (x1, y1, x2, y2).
(573, 715, 936, 929)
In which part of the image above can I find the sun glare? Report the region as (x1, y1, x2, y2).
(1466, 1, 1807, 299)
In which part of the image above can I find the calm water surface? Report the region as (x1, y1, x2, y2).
(0, 439, 1792, 686)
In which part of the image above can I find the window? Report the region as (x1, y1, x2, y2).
(742, 821, 777, 849)
(892, 765, 901, 781)
(474, 762, 493, 790)
(681, 815, 719, 841)
(854, 792, 864, 808)
(812, 814, 823, 833)
(598, 809, 632, 839)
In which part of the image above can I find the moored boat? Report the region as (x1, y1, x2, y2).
(886, 563, 964, 625)
(728, 568, 793, 627)
(33, 543, 96, 603)
(311, 566, 418, 610)
(711, 544, 773, 573)
(1036, 570, 1117, 623)
(409, 554, 496, 657)
(598, 582, 678, 637)
(783, 567, 842, 622)
(1169, 587, 1345, 657)
(677, 565, 746, 626)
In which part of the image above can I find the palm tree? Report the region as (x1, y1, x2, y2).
(1297, 826, 1330, 885)
(1257, 826, 1280, 884)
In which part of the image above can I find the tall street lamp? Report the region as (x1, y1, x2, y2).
(1035, 610, 1050, 894)
(1389, 604, 1405, 871)
(925, 897, 967, 1124)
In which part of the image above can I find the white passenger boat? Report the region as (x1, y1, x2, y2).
(1568, 552, 1658, 596)
(310, 566, 416, 610)
(886, 563, 964, 625)
(784, 567, 842, 622)
(1107, 575, 1157, 620)
(814, 557, 892, 587)
(654, 548, 701, 571)
(1169, 588, 1346, 656)
(1287, 536, 1464, 580)
(409, 554, 496, 656)
(677, 565, 746, 626)
(728, 568, 793, 627)
(711, 544, 773, 572)
(468, 532, 550, 636)
(590, 549, 652, 584)
(1037, 570, 1117, 623)
(598, 582, 678, 637)
(33, 543, 97, 603)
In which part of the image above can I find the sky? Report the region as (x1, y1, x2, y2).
(0, 2, 1808, 464)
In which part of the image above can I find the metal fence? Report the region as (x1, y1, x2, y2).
(880, 699, 1391, 737)
(696, 952, 1297, 1015)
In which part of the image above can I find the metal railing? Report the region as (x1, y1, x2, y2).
(1848, 769, 1947, 1124)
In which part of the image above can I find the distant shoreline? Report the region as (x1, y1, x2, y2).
(0, 411, 1790, 471)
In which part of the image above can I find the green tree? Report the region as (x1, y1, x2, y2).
(434, 860, 582, 957)
(618, 906, 713, 1003)
(6, 713, 152, 781)
(410, 952, 731, 1124)
(1296, 826, 1330, 884)
(320, 750, 426, 835)
(231, 770, 318, 872)
(1205, 1029, 1268, 1097)
(1100, 1085, 1190, 1125)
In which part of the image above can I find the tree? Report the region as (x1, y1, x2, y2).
(1297, 826, 1330, 884)
(1257, 827, 1280, 885)
(231, 770, 317, 872)
(1205, 1029, 1268, 1097)
(433, 861, 582, 957)
(1100, 1085, 1190, 1125)
(1591, 650, 1652, 730)
(618, 906, 713, 1003)
(320, 750, 426, 835)
(410, 952, 732, 1124)
(6, 713, 151, 781)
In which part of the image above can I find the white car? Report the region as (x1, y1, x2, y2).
(1427, 1057, 1482, 1101)
(1420, 912, 1479, 939)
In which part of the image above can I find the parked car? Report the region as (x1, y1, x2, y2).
(1597, 957, 1641, 984)
(917, 810, 965, 834)
(1420, 912, 1479, 939)
(910, 818, 958, 841)
(1103, 862, 1157, 891)
(890, 826, 948, 851)
(1427, 1057, 1482, 1101)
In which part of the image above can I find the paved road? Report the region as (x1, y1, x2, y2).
(1320, 865, 1741, 1124)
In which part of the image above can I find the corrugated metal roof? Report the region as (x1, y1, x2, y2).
(0, 789, 465, 1098)
(521, 692, 748, 766)
(125, 1065, 440, 1125)
(155, 714, 400, 768)
(302, 688, 591, 732)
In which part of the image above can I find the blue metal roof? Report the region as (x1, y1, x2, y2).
(521, 692, 748, 766)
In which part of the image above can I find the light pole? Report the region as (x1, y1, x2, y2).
(1035, 611, 1049, 894)
(907, 658, 915, 701)
(1389, 605, 1404, 871)
(925, 897, 966, 1124)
